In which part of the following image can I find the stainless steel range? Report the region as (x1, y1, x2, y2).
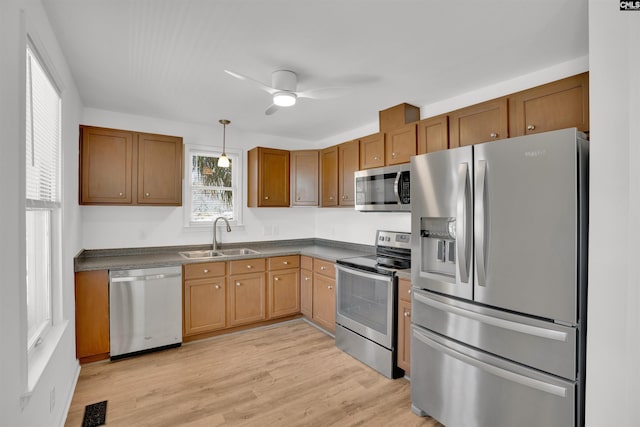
(335, 230, 411, 379)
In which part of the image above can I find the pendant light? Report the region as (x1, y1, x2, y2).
(217, 119, 230, 168)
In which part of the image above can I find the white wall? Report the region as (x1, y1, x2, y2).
(585, 2, 639, 426)
(0, 1, 83, 426)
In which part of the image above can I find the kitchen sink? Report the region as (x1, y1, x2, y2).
(216, 248, 261, 256)
(179, 248, 260, 259)
(179, 250, 223, 259)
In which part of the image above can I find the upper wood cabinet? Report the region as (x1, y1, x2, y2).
(338, 140, 359, 206)
(449, 98, 509, 148)
(137, 133, 183, 205)
(75, 270, 110, 363)
(418, 114, 449, 155)
(80, 125, 182, 206)
(248, 147, 290, 207)
(386, 122, 417, 165)
(359, 132, 385, 170)
(290, 150, 319, 206)
(320, 146, 338, 207)
(509, 72, 589, 137)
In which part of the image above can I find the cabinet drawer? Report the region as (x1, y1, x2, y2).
(314, 258, 335, 278)
(184, 261, 226, 280)
(268, 255, 300, 271)
(229, 258, 266, 275)
(399, 279, 412, 302)
(301, 255, 313, 271)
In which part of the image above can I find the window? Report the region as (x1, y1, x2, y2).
(185, 145, 242, 226)
(25, 43, 60, 352)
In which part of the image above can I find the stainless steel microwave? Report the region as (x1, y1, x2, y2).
(354, 163, 410, 212)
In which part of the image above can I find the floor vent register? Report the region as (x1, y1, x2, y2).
(82, 400, 107, 427)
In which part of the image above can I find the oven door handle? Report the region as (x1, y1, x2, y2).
(336, 264, 394, 283)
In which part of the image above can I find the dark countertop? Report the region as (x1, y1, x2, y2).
(74, 238, 376, 272)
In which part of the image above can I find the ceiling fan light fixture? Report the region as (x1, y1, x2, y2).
(273, 91, 297, 107)
(217, 119, 231, 168)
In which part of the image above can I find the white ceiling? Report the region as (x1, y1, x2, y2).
(42, 0, 588, 142)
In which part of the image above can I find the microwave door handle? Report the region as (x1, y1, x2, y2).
(475, 160, 487, 286)
(456, 163, 471, 283)
(393, 172, 401, 203)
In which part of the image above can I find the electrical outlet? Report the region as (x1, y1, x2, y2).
(50, 387, 55, 413)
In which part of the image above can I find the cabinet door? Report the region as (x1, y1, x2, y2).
(183, 277, 226, 336)
(75, 270, 110, 362)
(449, 98, 509, 147)
(300, 268, 313, 318)
(228, 272, 266, 326)
(291, 150, 319, 206)
(262, 148, 290, 206)
(313, 273, 336, 332)
(418, 115, 449, 154)
(80, 126, 133, 204)
(359, 132, 385, 169)
(320, 146, 338, 206)
(386, 123, 417, 164)
(509, 72, 589, 137)
(397, 298, 412, 374)
(137, 133, 183, 205)
(268, 269, 300, 319)
(338, 140, 359, 206)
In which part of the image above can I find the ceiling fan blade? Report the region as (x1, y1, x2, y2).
(224, 70, 277, 95)
(296, 87, 348, 100)
(265, 104, 280, 115)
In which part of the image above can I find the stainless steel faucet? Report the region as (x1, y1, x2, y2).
(212, 216, 231, 251)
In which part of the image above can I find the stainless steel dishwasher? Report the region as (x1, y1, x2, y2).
(109, 266, 182, 359)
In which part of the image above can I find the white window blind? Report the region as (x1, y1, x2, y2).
(25, 43, 60, 350)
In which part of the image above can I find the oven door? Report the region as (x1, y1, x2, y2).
(336, 264, 394, 349)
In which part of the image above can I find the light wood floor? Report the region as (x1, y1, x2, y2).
(65, 320, 443, 426)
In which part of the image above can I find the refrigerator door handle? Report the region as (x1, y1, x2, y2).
(413, 291, 569, 342)
(456, 163, 471, 283)
(412, 327, 568, 398)
(475, 159, 488, 286)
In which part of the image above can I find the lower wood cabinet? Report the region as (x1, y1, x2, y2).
(268, 269, 300, 318)
(397, 279, 412, 375)
(300, 256, 314, 318)
(75, 270, 110, 363)
(312, 259, 336, 333)
(183, 262, 227, 336)
(228, 272, 267, 326)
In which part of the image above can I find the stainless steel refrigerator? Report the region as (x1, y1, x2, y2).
(409, 128, 588, 427)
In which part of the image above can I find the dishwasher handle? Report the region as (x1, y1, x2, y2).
(111, 272, 182, 282)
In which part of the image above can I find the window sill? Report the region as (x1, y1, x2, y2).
(24, 320, 69, 395)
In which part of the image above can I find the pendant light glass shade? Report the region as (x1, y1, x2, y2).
(217, 119, 230, 168)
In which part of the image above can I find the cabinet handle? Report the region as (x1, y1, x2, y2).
(327, 285, 333, 290)
(329, 196, 334, 201)
(527, 124, 536, 131)
(246, 265, 253, 269)
(297, 197, 301, 201)
(373, 156, 380, 161)
(145, 192, 150, 197)
(283, 261, 289, 265)
(236, 282, 241, 286)
(408, 289, 412, 294)
(320, 266, 326, 270)
(305, 277, 310, 281)
(264, 196, 269, 200)
(274, 277, 280, 281)
(119, 192, 124, 196)
(490, 132, 498, 139)
(404, 311, 411, 317)
(203, 269, 209, 273)
(215, 285, 220, 289)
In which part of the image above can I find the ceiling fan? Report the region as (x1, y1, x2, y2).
(224, 69, 346, 115)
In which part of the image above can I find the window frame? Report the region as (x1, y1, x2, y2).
(183, 143, 243, 228)
(24, 40, 62, 358)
